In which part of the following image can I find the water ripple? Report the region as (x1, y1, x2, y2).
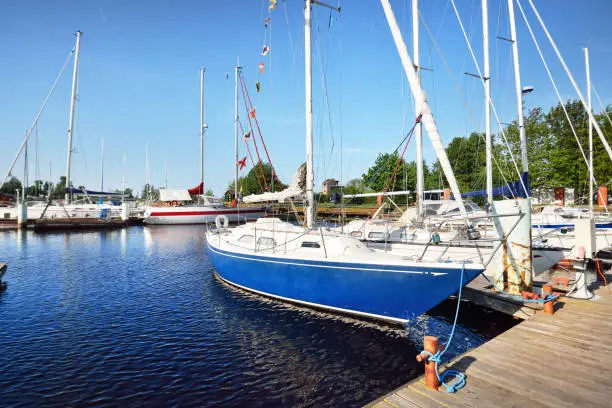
(0, 226, 516, 407)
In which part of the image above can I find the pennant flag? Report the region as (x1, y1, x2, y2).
(262, 45, 270, 56)
(243, 130, 252, 140)
(258, 62, 264, 74)
(256, 81, 261, 93)
(268, 0, 277, 11)
(265, 17, 270, 27)
(238, 157, 247, 170)
(249, 108, 256, 118)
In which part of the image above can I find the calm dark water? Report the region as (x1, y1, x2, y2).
(0, 226, 516, 407)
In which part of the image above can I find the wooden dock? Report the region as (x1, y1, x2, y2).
(367, 272, 612, 408)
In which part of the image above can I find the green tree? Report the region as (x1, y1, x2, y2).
(51, 176, 66, 199)
(227, 162, 283, 198)
(114, 188, 134, 198)
(0, 176, 23, 195)
(361, 152, 419, 192)
(141, 184, 159, 200)
(205, 188, 214, 197)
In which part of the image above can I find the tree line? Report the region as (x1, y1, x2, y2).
(347, 100, 612, 205)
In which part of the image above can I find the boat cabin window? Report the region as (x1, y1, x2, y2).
(368, 232, 386, 240)
(256, 237, 276, 250)
(350, 231, 362, 238)
(237, 235, 255, 244)
(301, 241, 321, 248)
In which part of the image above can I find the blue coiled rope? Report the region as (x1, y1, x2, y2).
(419, 264, 467, 393)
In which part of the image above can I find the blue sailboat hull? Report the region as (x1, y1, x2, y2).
(207, 241, 482, 324)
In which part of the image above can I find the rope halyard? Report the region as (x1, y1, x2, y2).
(418, 264, 467, 393)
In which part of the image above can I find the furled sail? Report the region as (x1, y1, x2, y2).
(243, 162, 306, 203)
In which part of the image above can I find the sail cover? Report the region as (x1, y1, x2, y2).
(461, 172, 530, 199)
(243, 163, 306, 203)
(159, 189, 191, 202)
(188, 182, 204, 195)
(65, 187, 117, 196)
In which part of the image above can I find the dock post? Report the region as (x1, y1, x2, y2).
(16, 189, 27, 229)
(121, 202, 129, 222)
(416, 336, 439, 391)
(542, 284, 554, 315)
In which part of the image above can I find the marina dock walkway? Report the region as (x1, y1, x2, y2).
(367, 274, 612, 408)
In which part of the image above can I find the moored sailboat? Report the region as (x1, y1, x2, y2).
(206, 0, 486, 325)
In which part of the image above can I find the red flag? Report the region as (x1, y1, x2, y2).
(258, 62, 264, 73)
(238, 157, 247, 170)
(250, 108, 256, 118)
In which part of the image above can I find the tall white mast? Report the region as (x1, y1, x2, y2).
(483, 0, 493, 206)
(412, 0, 424, 218)
(200, 66, 206, 193)
(65, 30, 82, 203)
(234, 59, 241, 201)
(305, 0, 315, 228)
(122, 153, 126, 201)
(145, 143, 150, 200)
(100, 137, 104, 191)
(380, 0, 468, 218)
(164, 156, 168, 190)
(584, 47, 593, 213)
(507, 0, 529, 182)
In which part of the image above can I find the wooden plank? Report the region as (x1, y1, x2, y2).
(382, 393, 424, 408)
(368, 280, 612, 408)
(370, 400, 399, 408)
(396, 386, 446, 408)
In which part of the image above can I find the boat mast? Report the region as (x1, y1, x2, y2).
(305, 0, 315, 228)
(584, 47, 593, 214)
(482, 0, 492, 207)
(234, 59, 241, 201)
(380, 0, 468, 218)
(412, 0, 424, 219)
(164, 156, 168, 190)
(507, 0, 529, 189)
(65, 30, 82, 203)
(145, 143, 150, 201)
(100, 137, 104, 191)
(200, 66, 206, 194)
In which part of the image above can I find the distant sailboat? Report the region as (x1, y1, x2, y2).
(143, 66, 267, 225)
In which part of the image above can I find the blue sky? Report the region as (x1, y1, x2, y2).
(1, 0, 611, 197)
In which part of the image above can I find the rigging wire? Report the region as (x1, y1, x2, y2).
(2, 48, 75, 186)
(418, 10, 514, 194)
(592, 85, 612, 129)
(449, 0, 529, 198)
(514, 0, 597, 189)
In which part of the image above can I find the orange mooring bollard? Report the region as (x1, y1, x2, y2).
(542, 284, 554, 315)
(416, 336, 439, 391)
